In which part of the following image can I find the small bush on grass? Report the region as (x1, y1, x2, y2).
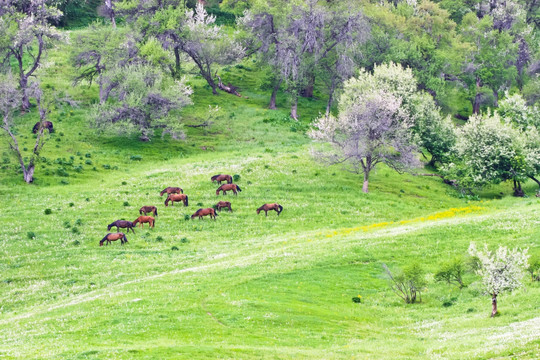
(383, 262, 427, 304)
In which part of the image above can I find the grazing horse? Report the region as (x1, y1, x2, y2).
(133, 216, 155, 228)
(257, 203, 283, 217)
(215, 201, 232, 212)
(139, 206, 158, 216)
(160, 187, 183, 196)
(107, 220, 136, 233)
(99, 233, 128, 246)
(216, 184, 242, 196)
(32, 121, 54, 134)
(211, 174, 233, 184)
(165, 193, 188, 207)
(191, 208, 218, 220)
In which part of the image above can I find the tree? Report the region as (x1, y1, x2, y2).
(526, 255, 540, 282)
(383, 262, 427, 304)
(240, 0, 368, 118)
(443, 111, 526, 195)
(98, 0, 118, 28)
(435, 256, 466, 289)
(0, 0, 63, 111)
(0, 75, 49, 183)
(310, 63, 419, 193)
(92, 64, 192, 141)
(468, 242, 529, 317)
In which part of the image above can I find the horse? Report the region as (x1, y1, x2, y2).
(32, 121, 53, 134)
(139, 206, 158, 216)
(133, 216, 155, 228)
(99, 233, 128, 246)
(165, 193, 188, 207)
(191, 208, 218, 220)
(211, 174, 232, 184)
(215, 201, 232, 212)
(257, 203, 283, 216)
(160, 187, 183, 196)
(216, 184, 242, 196)
(107, 220, 136, 233)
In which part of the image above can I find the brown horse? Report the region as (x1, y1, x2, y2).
(160, 187, 183, 196)
(99, 233, 128, 246)
(191, 208, 218, 220)
(211, 174, 232, 184)
(139, 206, 158, 216)
(165, 193, 188, 207)
(215, 201, 232, 212)
(107, 220, 136, 233)
(257, 203, 283, 216)
(133, 216, 155, 228)
(32, 121, 53, 134)
(216, 184, 242, 196)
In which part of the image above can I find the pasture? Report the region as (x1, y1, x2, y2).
(0, 29, 539, 359)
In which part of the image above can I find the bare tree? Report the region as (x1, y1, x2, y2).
(98, 0, 117, 28)
(0, 76, 49, 183)
(0, 0, 63, 111)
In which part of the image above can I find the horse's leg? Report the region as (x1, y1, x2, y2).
(265, 210, 268, 217)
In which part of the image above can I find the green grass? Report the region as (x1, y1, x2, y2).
(1, 29, 540, 359)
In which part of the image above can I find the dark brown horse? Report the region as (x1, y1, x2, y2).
(139, 206, 158, 216)
(215, 201, 232, 212)
(107, 220, 136, 233)
(211, 174, 232, 184)
(216, 184, 242, 196)
(191, 208, 218, 220)
(257, 203, 283, 216)
(133, 216, 155, 228)
(100, 233, 128, 246)
(165, 193, 188, 207)
(32, 121, 53, 134)
(160, 187, 183, 196)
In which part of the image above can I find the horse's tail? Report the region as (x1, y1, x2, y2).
(278, 204, 283, 214)
(180, 187, 184, 194)
(228, 175, 232, 184)
(32, 122, 39, 134)
(100, 234, 110, 246)
(236, 185, 242, 192)
(185, 195, 188, 207)
(155, 208, 158, 216)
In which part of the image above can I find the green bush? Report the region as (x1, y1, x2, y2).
(44, 209, 52, 215)
(435, 257, 466, 289)
(27, 232, 36, 239)
(383, 262, 427, 304)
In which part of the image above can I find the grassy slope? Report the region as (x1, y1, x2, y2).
(0, 30, 539, 359)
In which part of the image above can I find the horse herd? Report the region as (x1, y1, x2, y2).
(99, 174, 283, 246)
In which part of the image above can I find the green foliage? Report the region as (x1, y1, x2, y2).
(44, 209, 52, 215)
(526, 255, 540, 281)
(383, 262, 427, 304)
(435, 256, 466, 289)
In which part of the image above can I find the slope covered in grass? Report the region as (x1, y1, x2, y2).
(1, 29, 539, 359)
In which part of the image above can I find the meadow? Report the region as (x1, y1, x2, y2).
(0, 29, 539, 359)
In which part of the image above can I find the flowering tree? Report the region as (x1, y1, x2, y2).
(309, 63, 419, 193)
(468, 243, 529, 317)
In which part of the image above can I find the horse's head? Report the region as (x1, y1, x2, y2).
(99, 240, 105, 246)
(256, 208, 261, 215)
(107, 224, 112, 231)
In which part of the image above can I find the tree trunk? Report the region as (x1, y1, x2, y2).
(23, 164, 35, 184)
(493, 90, 499, 108)
(20, 76, 30, 111)
(174, 47, 181, 77)
(326, 78, 337, 118)
(290, 95, 299, 120)
(362, 171, 369, 193)
(269, 79, 282, 109)
(491, 294, 498, 317)
(473, 77, 481, 114)
(513, 179, 524, 197)
(527, 175, 540, 188)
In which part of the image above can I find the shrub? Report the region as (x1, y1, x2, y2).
(63, 220, 71, 228)
(435, 257, 466, 289)
(44, 209, 52, 215)
(27, 232, 36, 239)
(69, 202, 74, 207)
(85, 153, 91, 158)
(184, 215, 190, 221)
(156, 236, 164, 242)
(85, 159, 92, 165)
(102, 164, 111, 169)
(383, 262, 427, 304)
(123, 201, 130, 206)
(526, 255, 540, 281)
(71, 227, 79, 234)
(352, 295, 362, 303)
(181, 237, 189, 243)
(72, 240, 80, 246)
(171, 246, 179, 251)
(233, 174, 241, 182)
(130, 155, 142, 161)
(75, 219, 83, 226)
(60, 179, 70, 185)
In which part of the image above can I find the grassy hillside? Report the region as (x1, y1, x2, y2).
(1, 30, 539, 359)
